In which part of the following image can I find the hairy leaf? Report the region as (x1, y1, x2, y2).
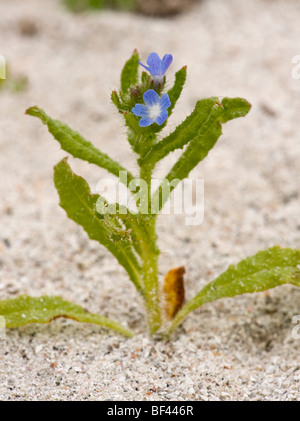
(0, 295, 133, 337)
(26, 106, 135, 189)
(166, 97, 251, 182)
(54, 158, 143, 294)
(141, 97, 250, 168)
(121, 49, 139, 94)
(219, 97, 253, 123)
(149, 97, 251, 212)
(111, 90, 123, 114)
(167, 246, 300, 335)
(167, 65, 187, 116)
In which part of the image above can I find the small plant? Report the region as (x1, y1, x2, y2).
(62, 0, 194, 16)
(63, 0, 136, 13)
(1, 51, 299, 339)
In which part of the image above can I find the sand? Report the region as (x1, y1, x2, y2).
(0, 0, 300, 400)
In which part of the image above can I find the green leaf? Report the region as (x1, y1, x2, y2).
(167, 65, 187, 116)
(166, 97, 251, 182)
(167, 247, 300, 335)
(149, 97, 251, 212)
(54, 158, 143, 295)
(111, 90, 123, 114)
(219, 97, 253, 123)
(0, 295, 133, 337)
(26, 106, 135, 189)
(120, 49, 139, 94)
(141, 97, 251, 168)
(140, 97, 221, 167)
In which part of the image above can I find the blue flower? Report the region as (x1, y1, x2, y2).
(132, 89, 171, 127)
(139, 52, 173, 86)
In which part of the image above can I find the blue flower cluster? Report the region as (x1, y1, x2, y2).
(132, 52, 173, 127)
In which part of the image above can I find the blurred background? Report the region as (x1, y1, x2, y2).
(0, 0, 300, 401)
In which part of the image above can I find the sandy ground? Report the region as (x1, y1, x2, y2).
(0, 0, 300, 401)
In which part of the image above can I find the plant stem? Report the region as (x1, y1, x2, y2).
(139, 163, 162, 335)
(141, 235, 161, 335)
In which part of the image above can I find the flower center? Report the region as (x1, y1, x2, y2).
(148, 103, 161, 120)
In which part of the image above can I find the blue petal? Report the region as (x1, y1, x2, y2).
(139, 117, 154, 127)
(146, 52, 162, 75)
(160, 93, 171, 110)
(138, 60, 150, 72)
(143, 89, 160, 106)
(132, 104, 149, 117)
(155, 109, 168, 125)
(161, 54, 173, 74)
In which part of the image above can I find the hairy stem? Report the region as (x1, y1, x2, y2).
(141, 236, 161, 335)
(139, 164, 161, 334)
